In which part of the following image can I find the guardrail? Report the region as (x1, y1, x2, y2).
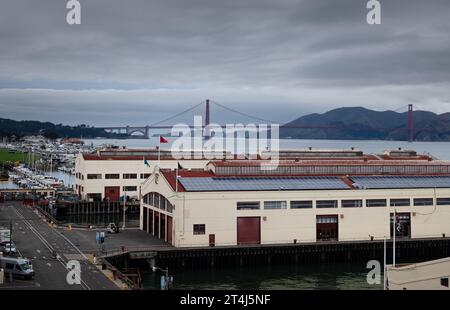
(100, 257, 142, 290)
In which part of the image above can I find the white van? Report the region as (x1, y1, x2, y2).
(0, 257, 34, 280)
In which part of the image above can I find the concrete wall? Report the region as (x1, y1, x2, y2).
(141, 174, 450, 248)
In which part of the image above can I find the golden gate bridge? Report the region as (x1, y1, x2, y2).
(97, 100, 415, 142)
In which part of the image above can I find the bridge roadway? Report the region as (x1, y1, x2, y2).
(0, 202, 118, 290)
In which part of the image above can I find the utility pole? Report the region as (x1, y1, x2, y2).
(9, 221, 12, 245)
(122, 190, 126, 230)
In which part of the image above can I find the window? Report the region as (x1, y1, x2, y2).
(105, 174, 120, 179)
(87, 174, 102, 180)
(264, 201, 287, 210)
(316, 200, 338, 208)
(87, 193, 102, 202)
(123, 173, 137, 179)
(193, 224, 205, 235)
(441, 278, 449, 288)
(366, 199, 387, 207)
(290, 200, 313, 209)
(341, 199, 363, 208)
(5, 263, 14, 270)
(237, 202, 260, 210)
(140, 173, 151, 179)
(390, 199, 410, 207)
(316, 216, 338, 223)
(123, 186, 137, 192)
(437, 198, 450, 205)
(413, 198, 434, 206)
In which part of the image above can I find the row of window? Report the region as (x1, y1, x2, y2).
(236, 197, 450, 210)
(123, 186, 138, 192)
(82, 173, 152, 180)
(143, 192, 174, 213)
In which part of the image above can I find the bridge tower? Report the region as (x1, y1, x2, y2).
(408, 104, 414, 143)
(205, 99, 210, 138)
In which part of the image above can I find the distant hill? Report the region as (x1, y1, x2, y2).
(280, 107, 450, 141)
(0, 118, 124, 139)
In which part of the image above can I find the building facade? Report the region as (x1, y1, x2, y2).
(140, 169, 450, 248)
(75, 149, 210, 201)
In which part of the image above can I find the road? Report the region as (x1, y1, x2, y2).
(0, 202, 118, 290)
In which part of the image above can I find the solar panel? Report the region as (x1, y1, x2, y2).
(349, 176, 450, 189)
(178, 176, 349, 192)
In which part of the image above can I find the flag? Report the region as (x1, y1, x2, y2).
(144, 158, 150, 167)
(160, 136, 168, 143)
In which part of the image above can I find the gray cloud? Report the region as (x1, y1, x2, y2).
(0, 0, 450, 125)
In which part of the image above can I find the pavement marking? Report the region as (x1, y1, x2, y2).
(11, 206, 92, 290)
(36, 249, 41, 253)
(46, 263, 52, 267)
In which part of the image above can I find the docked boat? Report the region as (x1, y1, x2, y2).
(387, 257, 450, 290)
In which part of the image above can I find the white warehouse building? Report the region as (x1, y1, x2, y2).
(140, 157, 450, 248)
(74, 148, 214, 201)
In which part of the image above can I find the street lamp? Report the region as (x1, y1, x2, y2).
(122, 190, 126, 230)
(152, 266, 171, 290)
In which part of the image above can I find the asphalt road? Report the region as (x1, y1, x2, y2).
(0, 202, 118, 290)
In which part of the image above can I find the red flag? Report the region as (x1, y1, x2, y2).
(160, 136, 168, 143)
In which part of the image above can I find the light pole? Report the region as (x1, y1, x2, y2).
(152, 266, 171, 290)
(122, 189, 126, 230)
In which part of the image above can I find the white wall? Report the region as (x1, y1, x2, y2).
(75, 154, 209, 199)
(141, 174, 450, 248)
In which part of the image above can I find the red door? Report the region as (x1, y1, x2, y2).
(104, 186, 120, 202)
(167, 216, 173, 244)
(237, 217, 261, 245)
(316, 215, 339, 241)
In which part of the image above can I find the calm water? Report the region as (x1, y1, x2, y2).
(85, 138, 450, 160)
(142, 262, 382, 290)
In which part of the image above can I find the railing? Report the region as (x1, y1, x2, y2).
(100, 257, 143, 290)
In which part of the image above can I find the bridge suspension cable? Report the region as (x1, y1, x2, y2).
(149, 101, 205, 127)
(210, 100, 283, 124)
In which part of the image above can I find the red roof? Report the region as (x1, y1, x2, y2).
(82, 154, 185, 161)
(209, 159, 447, 167)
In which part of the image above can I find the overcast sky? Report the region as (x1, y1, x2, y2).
(1, 0, 450, 126)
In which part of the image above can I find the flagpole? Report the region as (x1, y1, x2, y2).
(175, 163, 178, 193)
(393, 209, 396, 267)
(383, 237, 387, 290)
(158, 138, 161, 163)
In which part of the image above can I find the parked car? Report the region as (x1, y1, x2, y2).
(0, 257, 34, 279)
(2, 242, 17, 255)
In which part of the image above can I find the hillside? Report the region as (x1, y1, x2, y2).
(280, 107, 450, 141)
(0, 118, 123, 139)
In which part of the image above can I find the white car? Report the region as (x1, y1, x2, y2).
(3, 242, 17, 255)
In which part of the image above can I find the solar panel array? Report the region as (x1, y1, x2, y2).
(178, 176, 349, 192)
(349, 176, 450, 189)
